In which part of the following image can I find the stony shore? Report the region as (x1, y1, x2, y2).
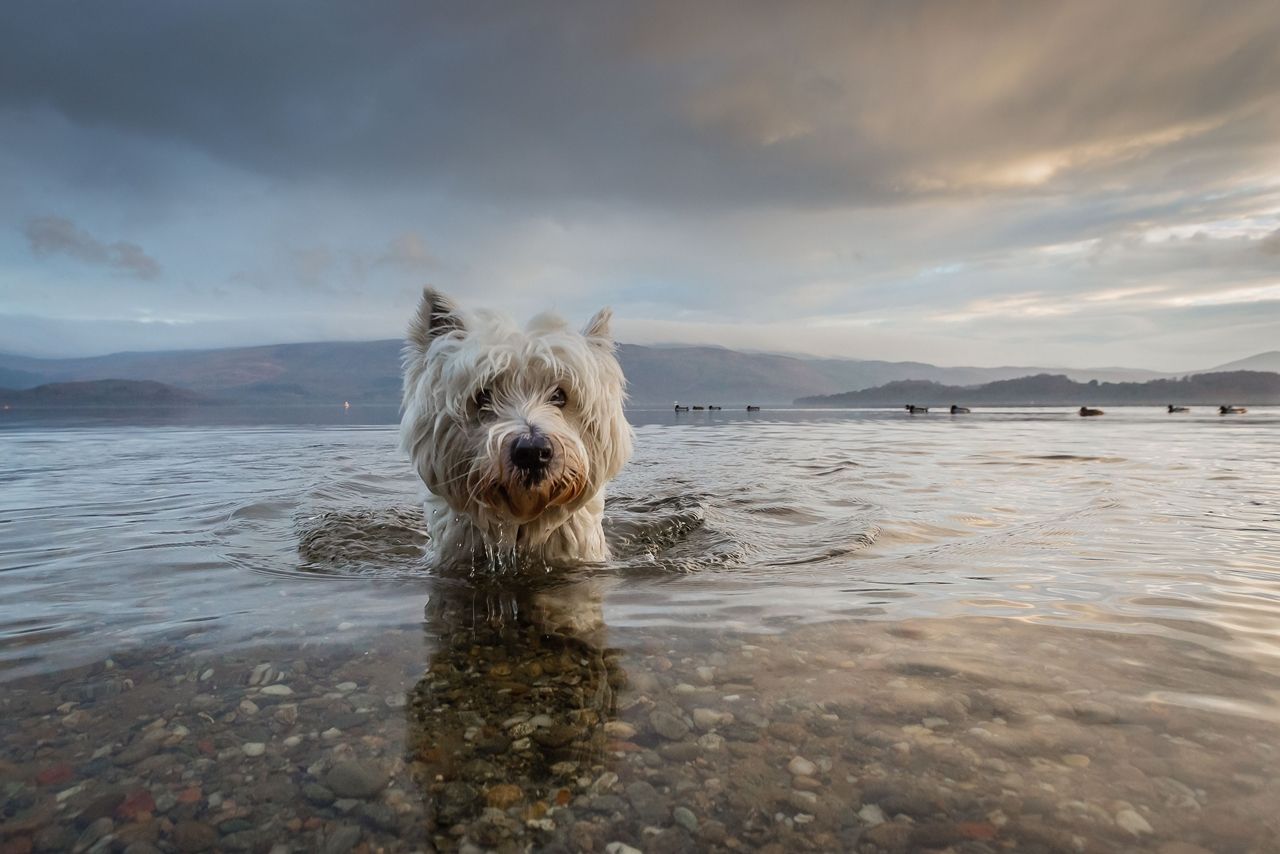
(3, 587, 1278, 853)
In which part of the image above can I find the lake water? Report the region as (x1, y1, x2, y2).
(2, 407, 1278, 852)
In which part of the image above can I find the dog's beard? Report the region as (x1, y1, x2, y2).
(462, 433, 591, 524)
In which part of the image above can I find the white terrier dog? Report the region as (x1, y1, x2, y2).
(400, 288, 632, 566)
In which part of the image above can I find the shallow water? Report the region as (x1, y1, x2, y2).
(2, 407, 1278, 852)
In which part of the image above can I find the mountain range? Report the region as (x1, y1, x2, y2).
(0, 342, 1271, 407)
(0, 380, 208, 407)
(1200, 351, 1280, 373)
(795, 371, 1280, 407)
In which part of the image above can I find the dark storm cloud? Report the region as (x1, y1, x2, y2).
(23, 216, 162, 279)
(3, 1, 1278, 209)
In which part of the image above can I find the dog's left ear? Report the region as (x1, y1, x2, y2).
(407, 287, 465, 356)
(582, 307, 614, 349)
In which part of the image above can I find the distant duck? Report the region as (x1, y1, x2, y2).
(746, 405, 761, 412)
(950, 404, 970, 414)
(1167, 405, 1189, 413)
(343, 401, 351, 410)
(707, 405, 721, 411)
(1079, 406, 1104, 417)
(1219, 405, 1247, 415)
(674, 403, 690, 412)
(905, 404, 928, 414)
(692, 405, 705, 411)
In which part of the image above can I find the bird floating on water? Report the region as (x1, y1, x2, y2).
(1079, 407, 1104, 417)
(905, 404, 928, 414)
(1168, 405, 1189, 413)
(1219, 405, 1247, 415)
(950, 405, 970, 414)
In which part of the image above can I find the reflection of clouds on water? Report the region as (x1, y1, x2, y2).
(405, 575, 624, 841)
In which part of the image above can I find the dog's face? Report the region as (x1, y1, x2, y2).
(400, 289, 632, 534)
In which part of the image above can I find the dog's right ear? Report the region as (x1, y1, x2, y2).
(407, 287, 465, 354)
(582, 306, 614, 349)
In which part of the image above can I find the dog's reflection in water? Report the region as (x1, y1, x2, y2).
(405, 574, 625, 845)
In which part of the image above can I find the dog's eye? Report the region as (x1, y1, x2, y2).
(549, 387, 567, 408)
(474, 389, 493, 410)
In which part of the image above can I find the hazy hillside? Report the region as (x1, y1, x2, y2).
(0, 380, 209, 407)
(1209, 351, 1280, 373)
(796, 371, 1280, 407)
(0, 342, 1262, 407)
(0, 342, 405, 404)
(0, 366, 44, 389)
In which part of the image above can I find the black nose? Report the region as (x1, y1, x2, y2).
(511, 433, 553, 474)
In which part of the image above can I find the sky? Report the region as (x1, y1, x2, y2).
(2, 1, 1278, 370)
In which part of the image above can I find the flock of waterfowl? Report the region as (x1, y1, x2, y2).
(904, 404, 1249, 417)
(672, 403, 1251, 416)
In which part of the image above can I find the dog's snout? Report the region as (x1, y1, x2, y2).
(511, 433, 554, 474)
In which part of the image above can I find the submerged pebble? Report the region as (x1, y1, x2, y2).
(787, 755, 818, 777)
(325, 760, 388, 799)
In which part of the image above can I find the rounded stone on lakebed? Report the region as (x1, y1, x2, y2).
(673, 805, 699, 832)
(485, 783, 524, 808)
(324, 760, 389, 799)
(787, 756, 818, 777)
(172, 820, 217, 852)
(603, 720, 637, 740)
(649, 709, 690, 740)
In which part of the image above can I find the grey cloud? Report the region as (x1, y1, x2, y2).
(3, 2, 1279, 369)
(23, 216, 162, 279)
(289, 247, 337, 290)
(1261, 229, 1280, 256)
(3, 2, 1278, 210)
(377, 233, 438, 272)
(225, 233, 440, 298)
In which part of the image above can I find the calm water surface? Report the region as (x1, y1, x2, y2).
(1, 408, 1278, 852)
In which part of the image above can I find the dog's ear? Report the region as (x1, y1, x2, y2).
(407, 287, 465, 354)
(582, 307, 614, 348)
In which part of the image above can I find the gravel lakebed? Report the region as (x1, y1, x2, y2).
(2, 581, 1278, 854)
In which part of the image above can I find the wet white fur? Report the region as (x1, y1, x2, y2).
(400, 289, 632, 566)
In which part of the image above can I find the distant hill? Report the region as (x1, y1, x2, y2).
(0, 341, 404, 405)
(1209, 351, 1280, 373)
(795, 371, 1280, 407)
(0, 340, 1189, 407)
(0, 366, 44, 388)
(618, 345, 1169, 406)
(0, 380, 210, 408)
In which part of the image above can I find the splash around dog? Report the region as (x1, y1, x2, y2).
(400, 288, 633, 567)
